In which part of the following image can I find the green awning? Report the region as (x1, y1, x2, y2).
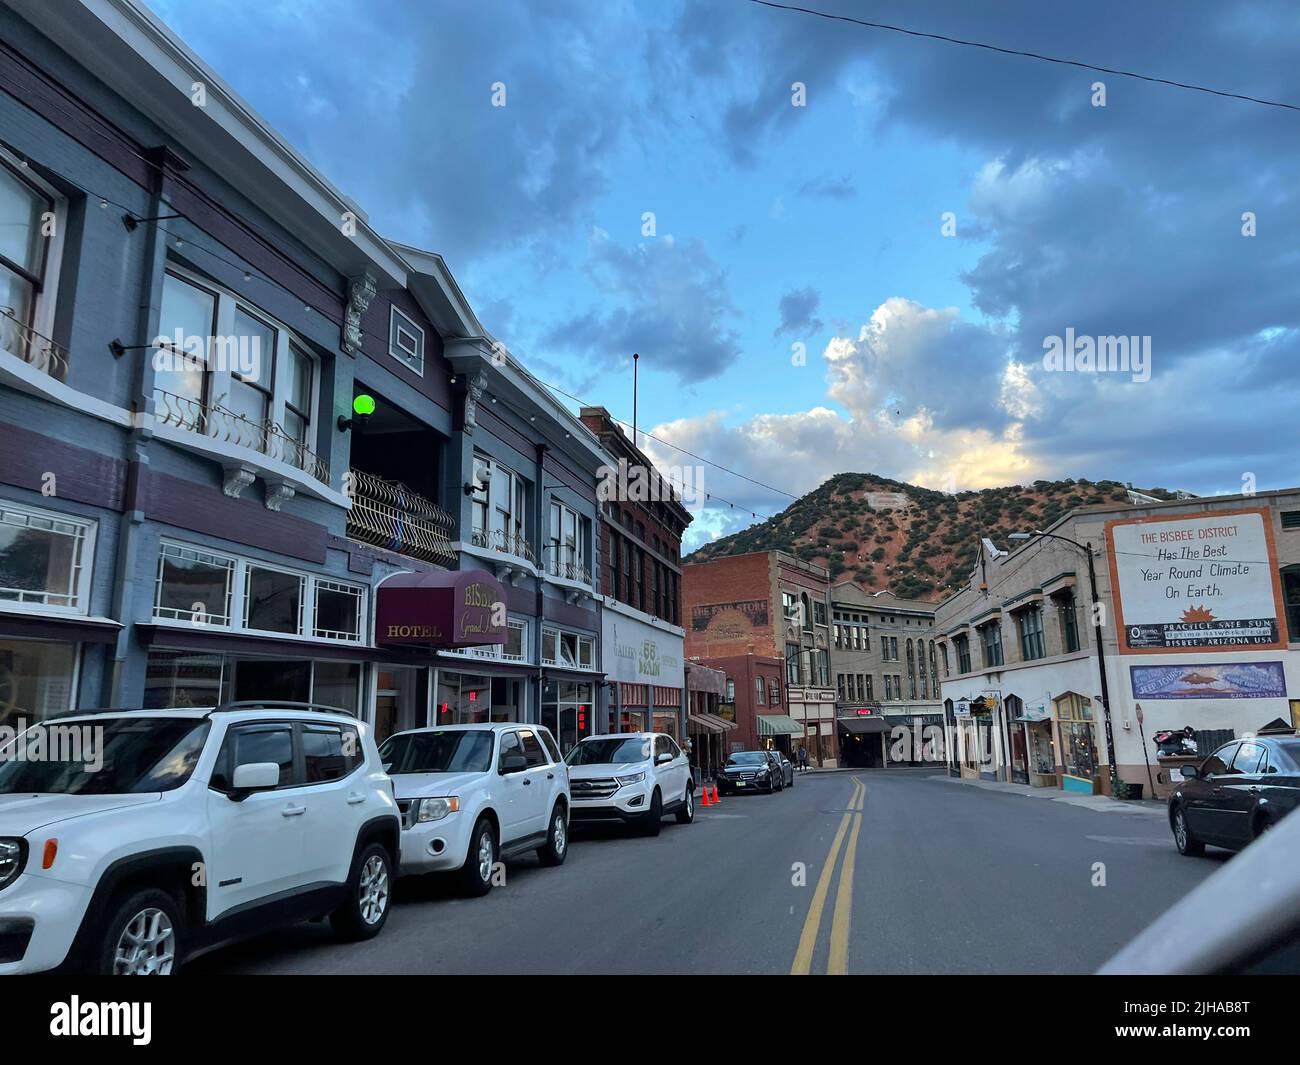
(757, 714, 804, 737)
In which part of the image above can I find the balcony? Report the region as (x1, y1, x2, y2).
(153, 388, 331, 485)
(545, 549, 591, 586)
(471, 526, 537, 565)
(1, 309, 68, 381)
(347, 468, 456, 566)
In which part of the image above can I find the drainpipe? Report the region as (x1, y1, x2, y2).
(104, 148, 176, 706)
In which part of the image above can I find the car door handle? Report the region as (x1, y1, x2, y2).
(346, 793, 367, 805)
(282, 804, 307, 817)
(522, 778, 532, 785)
(547, 773, 555, 780)
(1248, 786, 1262, 793)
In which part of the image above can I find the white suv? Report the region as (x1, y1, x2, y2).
(565, 732, 695, 835)
(380, 723, 570, 896)
(0, 702, 398, 975)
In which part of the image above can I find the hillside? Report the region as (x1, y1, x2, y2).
(684, 473, 1175, 601)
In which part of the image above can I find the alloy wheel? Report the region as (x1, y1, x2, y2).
(553, 811, 567, 856)
(359, 854, 390, 925)
(477, 830, 494, 883)
(113, 908, 176, 975)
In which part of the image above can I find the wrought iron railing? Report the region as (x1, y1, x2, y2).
(470, 526, 537, 564)
(347, 468, 456, 566)
(153, 388, 330, 484)
(0, 308, 68, 381)
(545, 547, 591, 586)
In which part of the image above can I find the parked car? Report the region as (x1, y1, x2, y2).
(0, 702, 399, 975)
(1168, 734, 1300, 857)
(716, 750, 778, 794)
(565, 732, 694, 835)
(768, 750, 795, 789)
(380, 723, 569, 895)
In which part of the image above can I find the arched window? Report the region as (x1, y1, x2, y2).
(929, 642, 939, 697)
(906, 639, 916, 700)
(918, 639, 928, 698)
(800, 592, 812, 632)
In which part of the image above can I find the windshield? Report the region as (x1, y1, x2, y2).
(0, 717, 209, 795)
(725, 752, 768, 766)
(566, 737, 650, 765)
(379, 730, 494, 774)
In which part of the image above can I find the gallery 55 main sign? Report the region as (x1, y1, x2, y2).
(1106, 508, 1285, 654)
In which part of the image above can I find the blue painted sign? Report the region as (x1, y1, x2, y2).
(1129, 662, 1286, 700)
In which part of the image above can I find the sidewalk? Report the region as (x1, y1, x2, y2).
(932, 772, 1167, 816)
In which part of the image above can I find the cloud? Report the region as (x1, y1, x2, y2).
(774, 287, 824, 338)
(541, 230, 742, 382)
(797, 174, 857, 200)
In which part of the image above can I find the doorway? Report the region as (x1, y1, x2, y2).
(375, 666, 429, 745)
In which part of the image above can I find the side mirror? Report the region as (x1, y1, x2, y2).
(500, 753, 528, 774)
(655, 752, 673, 766)
(229, 761, 280, 800)
(1180, 765, 1199, 780)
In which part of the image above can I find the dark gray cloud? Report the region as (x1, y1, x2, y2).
(542, 232, 742, 382)
(774, 287, 824, 338)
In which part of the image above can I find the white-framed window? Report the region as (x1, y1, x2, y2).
(548, 499, 590, 581)
(152, 266, 320, 470)
(154, 540, 365, 642)
(470, 453, 528, 556)
(0, 151, 65, 371)
(459, 617, 530, 663)
(541, 626, 594, 669)
(0, 502, 95, 614)
(388, 304, 425, 375)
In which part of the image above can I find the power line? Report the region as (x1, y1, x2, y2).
(747, 0, 1300, 114)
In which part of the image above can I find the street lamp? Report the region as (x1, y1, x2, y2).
(1008, 530, 1119, 794)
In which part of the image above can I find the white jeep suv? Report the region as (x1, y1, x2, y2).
(0, 702, 398, 975)
(565, 733, 695, 835)
(380, 723, 570, 896)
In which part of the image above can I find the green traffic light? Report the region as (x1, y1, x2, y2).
(353, 394, 376, 417)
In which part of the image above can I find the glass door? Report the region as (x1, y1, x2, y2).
(374, 666, 428, 745)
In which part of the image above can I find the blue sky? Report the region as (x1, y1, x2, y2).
(149, 0, 1300, 549)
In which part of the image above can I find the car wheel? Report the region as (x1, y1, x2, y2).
(330, 841, 394, 941)
(537, 803, 569, 866)
(99, 888, 183, 975)
(642, 789, 662, 836)
(1172, 805, 1206, 857)
(675, 783, 695, 824)
(458, 816, 498, 897)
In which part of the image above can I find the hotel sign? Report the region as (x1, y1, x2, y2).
(376, 570, 507, 647)
(1106, 509, 1285, 654)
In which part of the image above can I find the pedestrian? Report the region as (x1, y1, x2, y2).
(798, 745, 809, 773)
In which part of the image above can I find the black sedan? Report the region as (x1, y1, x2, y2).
(1169, 734, 1300, 857)
(716, 751, 777, 794)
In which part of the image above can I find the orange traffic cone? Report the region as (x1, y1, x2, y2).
(700, 786, 712, 807)
(712, 784, 721, 804)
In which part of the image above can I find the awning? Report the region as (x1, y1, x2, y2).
(0, 613, 121, 645)
(375, 569, 507, 647)
(757, 714, 804, 737)
(688, 712, 737, 734)
(838, 715, 892, 735)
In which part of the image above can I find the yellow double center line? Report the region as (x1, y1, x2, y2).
(791, 776, 864, 976)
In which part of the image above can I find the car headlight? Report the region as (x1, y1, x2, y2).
(417, 797, 460, 823)
(0, 838, 26, 890)
(616, 772, 646, 787)
(756, 768, 769, 777)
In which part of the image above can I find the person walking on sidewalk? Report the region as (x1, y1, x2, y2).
(798, 746, 809, 773)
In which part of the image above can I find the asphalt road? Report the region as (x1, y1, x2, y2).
(188, 770, 1222, 975)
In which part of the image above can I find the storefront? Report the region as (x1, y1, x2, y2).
(541, 677, 595, 754)
(600, 601, 684, 741)
(1054, 691, 1100, 794)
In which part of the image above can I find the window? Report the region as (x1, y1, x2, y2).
(502, 620, 526, 662)
(0, 503, 94, 612)
(153, 268, 319, 473)
(215, 724, 295, 789)
(725, 677, 735, 701)
(388, 304, 425, 374)
(156, 542, 236, 626)
(519, 730, 549, 768)
(907, 640, 917, 699)
(302, 724, 361, 783)
(633, 547, 645, 610)
(786, 643, 802, 685)
(1057, 590, 1080, 653)
(979, 621, 1003, 667)
(314, 580, 363, 641)
(1230, 741, 1266, 775)
(815, 649, 830, 687)
(244, 566, 303, 634)
(1283, 569, 1300, 642)
(0, 157, 60, 368)
(0, 636, 77, 720)
(768, 680, 780, 704)
(782, 591, 798, 620)
(1017, 606, 1046, 661)
(609, 529, 622, 600)
(756, 677, 766, 704)
(864, 675, 873, 701)
(497, 730, 522, 772)
(801, 593, 812, 631)
(541, 627, 594, 669)
(813, 600, 827, 626)
(955, 634, 971, 674)
(548, 500, 589, 582)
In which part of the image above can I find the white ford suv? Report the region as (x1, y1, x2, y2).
(565, 732, 695, 835)
(0, 702, 399, 975)
(380, 723, 570, 896)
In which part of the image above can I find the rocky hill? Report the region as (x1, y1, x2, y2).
(685, 474, 1176, 601)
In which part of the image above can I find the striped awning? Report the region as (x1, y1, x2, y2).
(688, 712, 737, 733)
(757, 714, 804, 737)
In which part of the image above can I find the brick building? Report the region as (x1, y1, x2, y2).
(578, 407, 692, 741)
(683, 550, 837, 765)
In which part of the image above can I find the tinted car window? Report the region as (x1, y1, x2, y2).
(518, 730, 548, 767)
(380, 730, 494, 774)
(214, 724, 294, 789)
(497, 730, 522, 771)
(1200, 744, 1237, 778)
(302, 724, 359, 783)
(1231, 741, 1266, 774)
(538, 728, 562, 764)
(567, 737, 650, 765)
(655, 735, 671, 759)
